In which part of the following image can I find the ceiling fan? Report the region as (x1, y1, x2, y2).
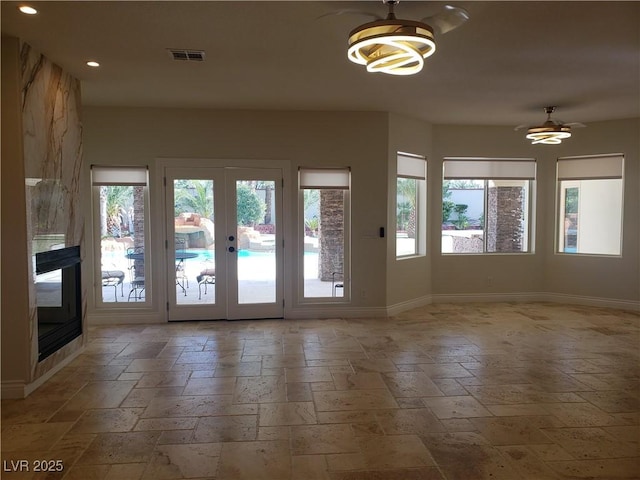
(323, 0, 470, 76)
(515, 106, 586, 145)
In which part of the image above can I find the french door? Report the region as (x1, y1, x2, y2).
(165, 167, 283, 320)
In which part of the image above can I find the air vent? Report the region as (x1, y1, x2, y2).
(167, 49, 206, 62)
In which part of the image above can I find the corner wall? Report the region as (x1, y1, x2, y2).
(431, 119, 639, 308)
(1, 36, 31, 395)
(386, 113, 432, 311)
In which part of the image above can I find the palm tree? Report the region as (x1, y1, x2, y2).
(174, 180, 213, 220)
(397, 178, 417, 238)
(101, 185, 132, 237)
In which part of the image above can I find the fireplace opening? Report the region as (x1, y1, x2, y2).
(35, 246, 82, 361)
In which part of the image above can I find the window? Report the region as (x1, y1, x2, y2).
(557, 154, 623, 255)
(396, 153, 426, 257)
(299, 168, 350, 300)
(92, 166, 149, 304)
(442, 158, 535, 254)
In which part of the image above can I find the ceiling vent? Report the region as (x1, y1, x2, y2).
(167, 49, 206, 62)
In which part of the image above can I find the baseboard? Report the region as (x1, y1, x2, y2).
(1, 380, 27, 399)
(431, 292, 542, 304)
(87, 312, 164, 325)
(542, 292, 640, 311)
(1, 345, 84, 399)
(430, 292, 639, 311)
(386, 295, 432, 316)
(286, 305, 388, 320)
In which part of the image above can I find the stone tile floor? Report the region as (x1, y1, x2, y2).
(2, 302, 639, 479)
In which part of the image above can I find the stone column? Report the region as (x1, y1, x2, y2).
(487, 184, 524, 252)
(319, 190, 344, 282)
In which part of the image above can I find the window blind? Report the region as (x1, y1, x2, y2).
(443, 158, 536, 180)
(397, 153, 426, 180)
(91, 166, 148, 186)
(557, 154, 624, 180)
(299, 168, 350, 189)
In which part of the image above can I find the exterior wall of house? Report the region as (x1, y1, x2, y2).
(82, 107, 390, 320)
(432, 119, 639, 308)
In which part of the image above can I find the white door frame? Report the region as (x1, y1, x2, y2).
(157, 158, 290, 321)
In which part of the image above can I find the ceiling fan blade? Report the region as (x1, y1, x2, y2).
(563, 122, 587, 128)
(317, 9, 382, 21)
(514, 124, 529, 131)
(420, 5, 470, 34)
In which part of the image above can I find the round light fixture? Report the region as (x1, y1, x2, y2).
(348, 20, 436, 76)
(86, 61, 100, 68)
(525, 126, 572, 145)
(18, 5, 38, 15)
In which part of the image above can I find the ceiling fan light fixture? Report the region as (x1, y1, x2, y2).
(347, 20, 436, 75)
(525, 126, 572, 145)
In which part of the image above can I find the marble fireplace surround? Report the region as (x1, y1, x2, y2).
(1, 39, 86, 398)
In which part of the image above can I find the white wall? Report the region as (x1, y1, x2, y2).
(542, 119, 639, 304)
(82, 108, 390, 321)
(1, 37, 31, 389)
(82, 108, 639, 321)
(386, 113, 432, 309)
(432, 119, 639, 307)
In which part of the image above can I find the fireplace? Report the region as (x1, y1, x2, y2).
(35, 246, 82, 361)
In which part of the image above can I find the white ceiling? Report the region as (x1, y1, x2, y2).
(2, 1, 639, 127)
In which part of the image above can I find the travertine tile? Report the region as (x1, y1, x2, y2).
(182, 376, 236, 395)
(313, 390, 398, 411)
(469, 415, 559, 445)
(259, 402, 317, 426)
(382, 372, 444, 397)
(292, 454, 331, 479)
(233, 375, 286, 403)
(376, 408, 446, 435)
(423, 395, 493, 419)
(76, 431, 161, 464)
(70, 408, 142, 433)
(357, 434, 436, 468)
(541, 427, 638, 459)
(1, 303, 637, 480)
(143, 443, 221, 479)
(216, 440, 291, 480)
(332, 372, 387, 390)
(546, 457, 640, 479)
(60, 380, 137, 410)
(1, 422, 73, 452)
(291, 424, 359, 454)
(192, 415, 257, 442)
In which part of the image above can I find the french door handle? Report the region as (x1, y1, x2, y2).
(228, 235, 235, 241)
(228, 246, 235, 253)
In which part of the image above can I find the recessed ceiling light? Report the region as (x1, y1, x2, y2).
(19, 5, 38, 15)
(86, 61, 100, 68)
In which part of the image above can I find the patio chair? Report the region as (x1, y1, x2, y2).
(197, 266, 216, 300)
(101, 269, 125, 301)
(175, 236, 189, 295)
(127, 247, 145, 301)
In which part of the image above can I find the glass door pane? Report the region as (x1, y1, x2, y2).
(97, 184, 148, 304)
(165, 167, 283, 321)
(235, 180, 277, 304)
(225, 170, 283, 320)
(173, 179, 216, 305)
